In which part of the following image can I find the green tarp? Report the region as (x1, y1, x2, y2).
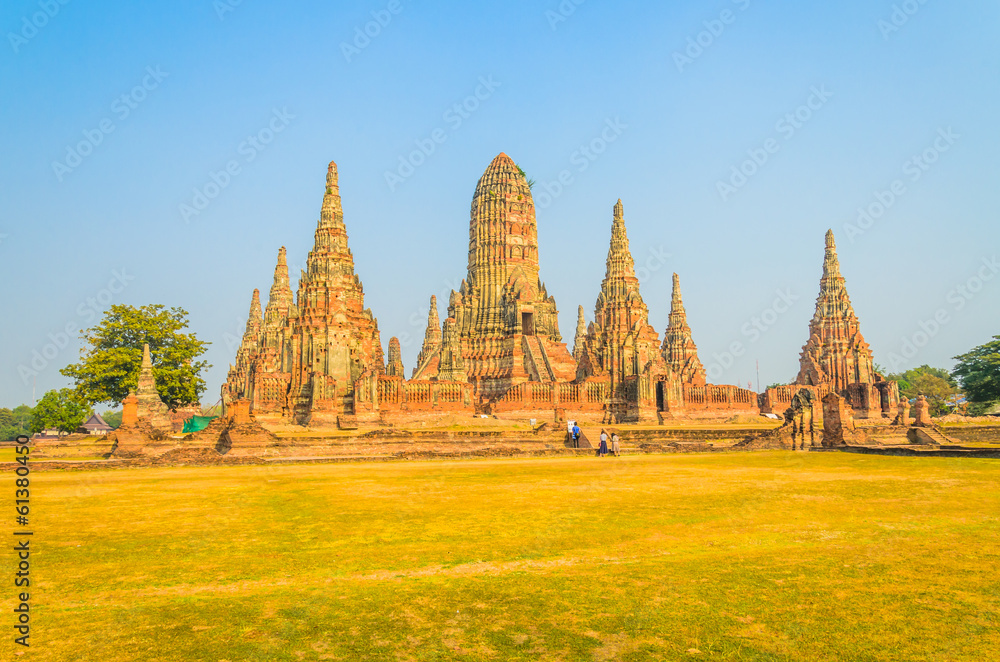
(182, 415, 217, 433)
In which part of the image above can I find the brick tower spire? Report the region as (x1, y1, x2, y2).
(795, 229, 875, 391)
(263, 247, 295, 347)
(572, 305, 587, 361)
(385, 337, 405, 377)
(661, 273, 707, 385)
(286, 160, 384, 416)
(442, 153, 576, 394)
(231, 288, 263, 397)
(465, 153, 541, 333)
(578, 199, 662, 388)
(134, 342, 171, 427)
(412, 295, 442, 379)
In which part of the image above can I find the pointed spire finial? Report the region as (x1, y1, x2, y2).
(319, 159, 344, 229)
(573, 305, 588, 361)
(822, 229, 841, 279)
(142, 343, 152, 369)
(251, 288, 261, 315)
(427, 295, 440, 327)
(672, 272, 683, 304)
(604, 199, 635, 281)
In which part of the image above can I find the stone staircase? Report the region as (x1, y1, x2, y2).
(523, 335, 556, 381)
(564, 425, 595, 449)
(908, 426, 955, 447)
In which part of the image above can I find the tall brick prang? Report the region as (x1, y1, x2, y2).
(412, 296, 442, 380)
(577, 199, 664, 393)
(796, 230, 876, 391)
(661, 273, 707, 386)
(434, 153, 576, 395)
(224, 160, 385, 424)
(762, 229, 899, 418)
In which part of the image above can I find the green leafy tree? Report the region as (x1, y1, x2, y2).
(953, 335, 1000, 406)
(0, 405, 33, 441)
(886, 365, 961, 416)
(101, 410, 123, 429)
(30, 389, 90, 435)
(12, 405, 32, 432)
(61, 304, 211, 408)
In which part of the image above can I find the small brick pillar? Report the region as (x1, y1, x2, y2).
(230, 399, 252, 425)
(822, 392, 854, 448)
(912, 395, 932, 427)
(122, 392, 139, 426)
(892, 399, 911, 426)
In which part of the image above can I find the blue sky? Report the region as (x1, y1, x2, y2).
(1, 0, 998, 408)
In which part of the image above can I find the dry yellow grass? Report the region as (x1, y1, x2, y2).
(18, 452, 1000, 660)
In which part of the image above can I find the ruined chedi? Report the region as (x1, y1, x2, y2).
(226, 156, 776, 424)
(577, 199, 666, 393)
(225, 161, 385, 423)
(122, 343, 173, 430)
(792, 229, 898, 415)
(229, 288, 262, 401)
(661, 273, 707, 386)
(385, 337, 405, 378)
(572, 305, 587, 362)
(412, 153, 576, 394)
(411, 295, 442, 379)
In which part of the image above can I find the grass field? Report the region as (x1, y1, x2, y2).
(21, 452, 1000, 661)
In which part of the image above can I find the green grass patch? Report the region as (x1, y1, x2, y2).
(23, 453, 1000, 660)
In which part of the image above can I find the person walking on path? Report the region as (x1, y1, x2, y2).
(599, 429, 609, 457)
(571, 423, 581, 449)
(611, 432, 620, 457)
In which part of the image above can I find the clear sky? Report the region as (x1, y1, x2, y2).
(1, 0, 998, 409)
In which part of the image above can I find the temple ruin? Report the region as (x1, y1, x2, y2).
(412, 153, 577, 391)
(761, 230, 899, 418)
(661, 273, 707, 386)
(226, 158, 883, 426)
(224, 161, 385, 425)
